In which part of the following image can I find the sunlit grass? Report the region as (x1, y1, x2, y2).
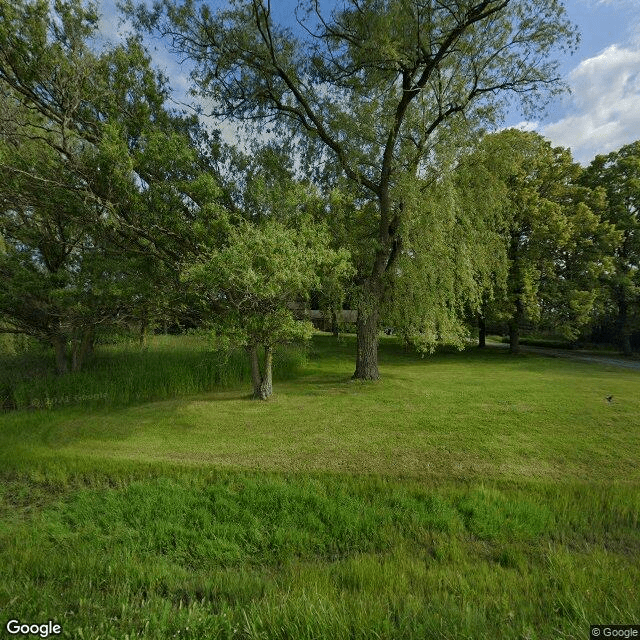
(2, 335, 638, 484)
(0, 334, 638, 639)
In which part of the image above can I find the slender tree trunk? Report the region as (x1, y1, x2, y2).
(249, 345, 273, 400)
(353, 285, 380, 380)
(621, 333, 633, 357)
(259, 346, 273, 400)
(331, 310, 339, 338)
(250, 346, 262, 396)
(478, 314, 487, 348)
(71, 329, 94, 372)
(139, 319, 148, 347)
(508, 234, 524, 355)
(617, 295, 633, 356)
(71, 337, 81, 372)
(52, 335, 68, 375)
(509, 320, 520, 354)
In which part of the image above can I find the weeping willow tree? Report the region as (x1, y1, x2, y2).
(381, 153, 510, 352)
(125, 0, 578, 379)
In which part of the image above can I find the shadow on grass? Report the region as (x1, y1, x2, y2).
(1, 334, 633, 468)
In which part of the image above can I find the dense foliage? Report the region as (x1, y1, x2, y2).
(124, 0, 579, 379)
(0, 0, 638, 400)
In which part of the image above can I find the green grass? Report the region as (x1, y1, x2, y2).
(0, 334, 307, 411)
(0, 334, 638, 639)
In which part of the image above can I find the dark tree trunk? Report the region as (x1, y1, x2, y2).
(52, 335, 68, 375)
(331, 310, 339, 338)
(71, 329, 94, 372)
(71, 338, 81, 372)
(139, 320, 148, 347)
(617, 295, 633, 356)
(509, 321, 520, 354)
(353, 287, 380, 380)
(478, 314, 487, 348)
(249, 345, 273, 400)
(621, 333, 633, 357)
(508, 234, 524, 355)
(352, 185, 400, 380)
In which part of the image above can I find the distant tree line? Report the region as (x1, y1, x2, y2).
(0, 0, 638, 398)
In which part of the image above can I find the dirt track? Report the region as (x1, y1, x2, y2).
(489, 342, 640, 371)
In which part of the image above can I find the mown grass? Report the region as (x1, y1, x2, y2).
(0, 334, 638, 639)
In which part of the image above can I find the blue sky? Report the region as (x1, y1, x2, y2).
(518, 0, 640, 163)
(99, 0, 640, 164)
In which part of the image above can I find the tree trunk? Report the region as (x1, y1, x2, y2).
(52, 335, 68, 375)
(249, 345, 273, 400)
(250, 346, 262, 396)
(509, 320, 520, 354)
(71, 337, 81, 372)
(331, 309, 339, 338)
(139, 319, 148, 347)
(621, 333, 633, 357)
(617, 295, 633, 356)
(259, 346, 273, 400)
(71, 329, 94, 372)
(351, 189, 399, 380)
(478, 314, 487, 348)
(353, 287, 380, 380)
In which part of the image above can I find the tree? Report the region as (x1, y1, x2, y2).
(581, 141, 640, 355)
(0, 0, 227, 369)
(184, 215, 352, 399)
(0, 94, 121, 373)
(125, 0, 578, 378)
(466, 130, 618, 353)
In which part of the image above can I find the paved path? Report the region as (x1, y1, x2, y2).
(489, 342, 640, 371)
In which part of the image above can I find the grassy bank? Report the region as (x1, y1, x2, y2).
(0, 335, 638, 638)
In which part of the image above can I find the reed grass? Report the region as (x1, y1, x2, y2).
(0, 334, 306, 411)
(1, 469, 638, 640)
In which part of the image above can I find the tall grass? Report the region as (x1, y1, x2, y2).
(1, 468, 638, 640)
(0, 334, 307, 411)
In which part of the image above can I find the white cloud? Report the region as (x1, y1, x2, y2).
(512, 120, 540, 132)
(542, 43, 640, 163)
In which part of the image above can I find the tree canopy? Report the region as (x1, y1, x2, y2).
(581, 141, 640, 355)
(0, 0, 223, 369)
(464, 129, 618, 352)
(2, 0, 638, 399)
(185, 213, 352, 398)
(124, 0, 579, 379)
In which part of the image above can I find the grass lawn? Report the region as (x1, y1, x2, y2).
(0, 334, 638, 639)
